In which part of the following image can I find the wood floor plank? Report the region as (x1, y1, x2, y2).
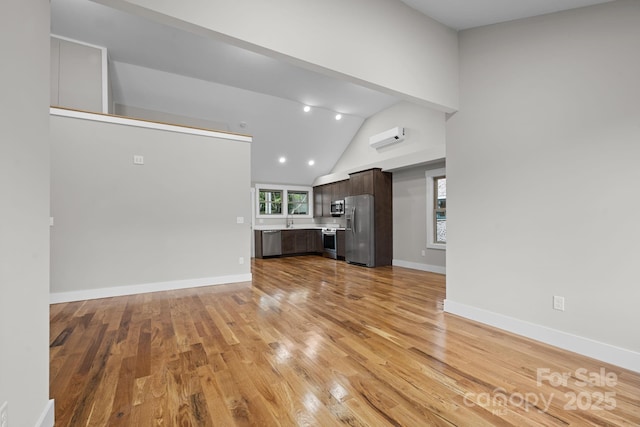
(196, 364, 239, 425)
(50, 256, 640, 426)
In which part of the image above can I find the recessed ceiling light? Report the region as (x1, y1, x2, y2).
(335, 114, 342, 121)
(308, 160, 315, 166)
(303, 105, 311, 113)
(279, 157, 286, 163)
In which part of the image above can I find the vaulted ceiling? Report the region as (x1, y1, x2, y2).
(51, 0, 613, 185)
(400, 0, 613, 30)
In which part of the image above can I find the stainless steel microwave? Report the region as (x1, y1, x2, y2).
(330, 200, 344, 216)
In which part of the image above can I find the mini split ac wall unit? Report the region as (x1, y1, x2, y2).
(369, 126, 405, 149)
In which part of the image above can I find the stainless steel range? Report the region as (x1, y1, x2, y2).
(322, 228, 337, 259)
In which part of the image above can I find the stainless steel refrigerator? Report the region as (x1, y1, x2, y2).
(345, 194, 375, 267)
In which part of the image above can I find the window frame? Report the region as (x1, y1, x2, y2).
(255, 184, 313, 219)
(287, 190, 310, 216)
(426, 168, 446, 250)
(258, 188, 284, 216)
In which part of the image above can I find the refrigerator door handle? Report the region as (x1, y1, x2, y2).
(352, 207, 356, 232)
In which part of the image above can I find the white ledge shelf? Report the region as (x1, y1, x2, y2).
(50, 107, 252, 143)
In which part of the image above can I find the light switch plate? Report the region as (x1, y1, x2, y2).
(236, 216, 244, 224)
(553, 296, 565, 311)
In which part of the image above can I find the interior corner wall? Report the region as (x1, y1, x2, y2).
(393, 162, 446, 272)
(446, 0, 640, 358)
(50, 115, 251, 297)
(97, 0, 458, 111)
(0, 0, 52, 426)
(329, 101, 446, 177)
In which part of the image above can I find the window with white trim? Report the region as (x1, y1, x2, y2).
(434, 176, 446, 244)
(287, 191, 309, 215)
(258, 189, 283, 215)
(426, 168, 446, 250)
(255, 184, 313, 218)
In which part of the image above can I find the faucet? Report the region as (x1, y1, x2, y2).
(286, 215, 294, 228)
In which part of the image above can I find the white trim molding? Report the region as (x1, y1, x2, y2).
(426, 168, 446, 250)
(50, 107, 252, 143)
(50, 34, 109, 114)
(444, 299, 640, 374)
(101, 45, 108, 114)
(50, 274, 252, 304)
(35, 400, 55, 427)
(393, 259, 446, 275)
(254, 183, 314, 219)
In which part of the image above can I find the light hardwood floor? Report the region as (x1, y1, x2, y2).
(50, 256, 640, 426)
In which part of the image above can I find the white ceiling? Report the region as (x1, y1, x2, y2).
(400, 0, 614, 30)
(51, 0, 399, 185)
(51, 0, 615, 185)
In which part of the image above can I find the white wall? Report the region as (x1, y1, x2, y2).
(97, 0, 458, 112)
(0, 0, 53, 426)
(446, 0, 640, 370)
(316, 101, 446, 185)
(50, 114, 252, 301)
(319, 102, 447, 273)
(115, 103, 229, 132)
(393, 163, 446, 273)
(317, 101, 447, 271)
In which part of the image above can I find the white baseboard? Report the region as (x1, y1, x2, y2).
(35, 399, 55, 427)
(444, 299, 640, 374)
(50, 274, 252, 304)
(392, 259, 446, 275)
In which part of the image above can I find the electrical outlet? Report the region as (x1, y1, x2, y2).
(236, 216, 244, 224)
(133, 155, 144, 165)
(238, 257, 245, 265)
(421, 249, 426, 256)
(553, 296, 565, 311)
(1, 401, 8, 427)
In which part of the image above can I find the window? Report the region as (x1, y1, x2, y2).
(287, 191, 309, 215)
(434, 176, 446, 244)
(259, 189, 283, 215)
(426, 168, 446, 250)
(255, 184, 313, 218)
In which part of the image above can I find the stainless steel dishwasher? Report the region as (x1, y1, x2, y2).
(262, 230, 282, 256)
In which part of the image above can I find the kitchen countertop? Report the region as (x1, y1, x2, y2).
(253, 224, 345, 231)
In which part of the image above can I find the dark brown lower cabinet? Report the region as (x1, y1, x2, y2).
(309, 230, 322, 253)
(255, 229, 337, 258)
(254, 230, 263, 258)
(337, 230, 345, 259)
(281, 230, 296, 255)
(281, 229, 322, 256)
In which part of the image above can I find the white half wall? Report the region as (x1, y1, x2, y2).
(0, 0, 52, 426)
(50, 113, 252, 296)
(446, 0, 640, 368)
(96, 0, 459, 112)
